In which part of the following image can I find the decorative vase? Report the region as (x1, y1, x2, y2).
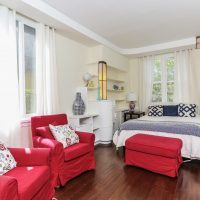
(72, 92, 85, 115)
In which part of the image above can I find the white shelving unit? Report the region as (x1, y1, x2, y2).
(69, 100, 113, 145)
(86, 62, 128, 109)
(68, 113, 99, 133)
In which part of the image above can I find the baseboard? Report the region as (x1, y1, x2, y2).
(94, 140, 113, 147)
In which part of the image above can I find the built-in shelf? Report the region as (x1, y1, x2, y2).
(87, 62, 127, 73)
(107, 78, 125, 83)
(87, 87, 98, 90)
(107, 89, 125, 92)
(86, 61, 128, 109)
(115, 99, 126, 102)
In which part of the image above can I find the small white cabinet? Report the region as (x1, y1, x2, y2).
(87, 100, 113, 145)
(69, 100, 113, 145)
(68, 113, 99, 133)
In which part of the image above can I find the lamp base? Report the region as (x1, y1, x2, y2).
(129, 101, 135, 112)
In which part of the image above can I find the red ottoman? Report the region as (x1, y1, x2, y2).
(125, 134, 183, 177)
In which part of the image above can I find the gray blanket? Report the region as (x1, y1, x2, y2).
(119, 119, 200, 137)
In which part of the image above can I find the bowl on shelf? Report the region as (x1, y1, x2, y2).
(113, 84, 119, 90)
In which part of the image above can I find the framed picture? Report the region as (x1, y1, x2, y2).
(196, 36, 200, 49)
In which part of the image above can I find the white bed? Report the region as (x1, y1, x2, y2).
(113, 115, 200, 159)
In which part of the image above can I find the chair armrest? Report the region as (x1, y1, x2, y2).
(9, 148, 51, 166)
(33, 136, 63, 148)
(76, 131, 95, 144)
(32, 136, 64, 184)
(0, 176, 19, 200)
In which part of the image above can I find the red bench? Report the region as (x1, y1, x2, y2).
(125, 134, 183, 177)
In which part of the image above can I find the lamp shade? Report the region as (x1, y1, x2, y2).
(127, 92, 137, 101)
(83, 72, 92, 82)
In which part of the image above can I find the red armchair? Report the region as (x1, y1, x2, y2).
(0, 148, 54, 200)
(31, 113, 96, 187)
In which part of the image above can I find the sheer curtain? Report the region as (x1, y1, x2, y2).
(0, 6, 21, 146)
(174, 49, 192, 103)
(138, 55, 154, 112)
(36, 24, 59, 115)
(174, 49, 200, 108)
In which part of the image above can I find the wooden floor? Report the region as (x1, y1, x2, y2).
(55, 146, 200, 200)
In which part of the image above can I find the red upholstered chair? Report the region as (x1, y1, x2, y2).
(31, 113, 96, 187)
(0, 148, 54, 200)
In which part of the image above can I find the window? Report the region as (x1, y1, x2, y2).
(152, 54, 175, 103)
(16, 17, 37, 116)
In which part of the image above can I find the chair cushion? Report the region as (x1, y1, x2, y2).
(49, 124, 79, 148)
(5, 166, 50, 200)
(0, 141, 17, 175)
(36, 126, 54, 140)
(64, 143, 91, 161)
(125, 134, 182, 158)
(31, 114, 68, 137)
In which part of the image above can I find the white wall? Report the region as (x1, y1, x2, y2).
(88, 45, 129, 71)
(56, 33, 89, 114)
(128, 58, 140, 109)
(129, 58, 139, 94)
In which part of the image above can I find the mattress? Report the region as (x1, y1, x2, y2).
(113, 115, 200, 159)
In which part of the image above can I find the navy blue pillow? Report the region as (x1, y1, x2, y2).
(163, 105, 178, 116)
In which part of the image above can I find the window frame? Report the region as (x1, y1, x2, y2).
(152, 53, 175, 103)
(16, 15, 38, 117)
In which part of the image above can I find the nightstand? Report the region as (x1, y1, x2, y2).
(124, 111, 145, 122)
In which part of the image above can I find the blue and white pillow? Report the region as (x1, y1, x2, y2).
(178, 103, 197, 117)
(148, 105, 163, 116)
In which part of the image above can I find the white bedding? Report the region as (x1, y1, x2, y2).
(113, 115, 200, 159)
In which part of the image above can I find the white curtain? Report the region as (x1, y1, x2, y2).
(174, 49, 192, 103)
(174, 49, 200, 108)
(0, 6, 21, 147)
(138, 56, 154, 112)
(36, 24, 59, 115)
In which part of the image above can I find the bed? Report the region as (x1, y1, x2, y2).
(113, 115, 200, 159)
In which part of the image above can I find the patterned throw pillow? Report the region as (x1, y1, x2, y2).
(178, 103, 197, 117)
(49, 124, 79, 148)
(148, 105, 163, 116)
(0, 141, 17, 175)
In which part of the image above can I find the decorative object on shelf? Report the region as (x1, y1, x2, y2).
(113, 84, 119, 90)
(120, 86, 124, 91)
(88, 80, 94, 88)
(83, 72, 92, 87)
(97, 86, 100, 100)
(72, 92, 85, 115)
(98, 61, 107, 100)
(127, 92, 137, 111)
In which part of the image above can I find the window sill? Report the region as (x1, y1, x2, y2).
(21, 118, 31, 127)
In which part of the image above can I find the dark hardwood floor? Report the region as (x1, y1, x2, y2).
(55, 146, 200, 200)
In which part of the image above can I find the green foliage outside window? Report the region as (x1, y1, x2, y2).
(152, 56, 175, 103)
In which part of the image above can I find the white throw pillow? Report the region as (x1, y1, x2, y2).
(49, 124, 79, 148)
(0, 141, 17, 175)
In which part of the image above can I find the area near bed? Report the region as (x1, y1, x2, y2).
(113, 114, 200, 159)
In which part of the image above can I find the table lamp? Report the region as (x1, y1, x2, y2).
(127, 92, 137, 111)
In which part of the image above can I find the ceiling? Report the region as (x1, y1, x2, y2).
(41, 0, 200, 49)
(0, 0, 199, 55)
